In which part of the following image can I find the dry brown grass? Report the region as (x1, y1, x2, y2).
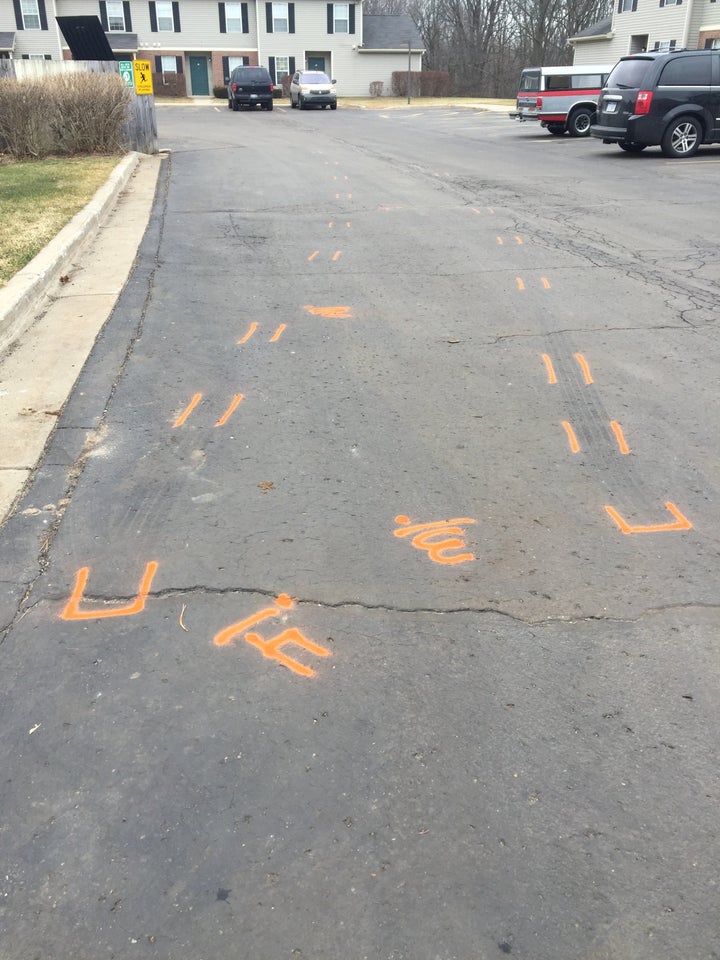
(0, 156, 120, 287)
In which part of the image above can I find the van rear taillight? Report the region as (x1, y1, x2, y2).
(232, 82, 238, 91)
(635, 90, 653, 114)
(536, 96, 543, 109)
(270, 82, 274, 92)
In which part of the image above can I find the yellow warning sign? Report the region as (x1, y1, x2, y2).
(133, 60, 154, 95)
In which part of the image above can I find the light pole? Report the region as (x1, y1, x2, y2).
(407, 38, 412, 104)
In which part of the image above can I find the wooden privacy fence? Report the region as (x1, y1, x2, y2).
(0, 59, 156, 154)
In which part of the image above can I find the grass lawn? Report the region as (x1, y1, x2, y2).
(0, 155, 121, 288)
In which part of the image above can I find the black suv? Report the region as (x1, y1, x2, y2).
(227, 66, 274, 111)
(590, 49, 720, 157)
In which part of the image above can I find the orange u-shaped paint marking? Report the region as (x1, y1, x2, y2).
(574, 353, 594, 384)
(604, 501, 692, 535)
(173, 393, 202, 428)
(60, 562, 159, 620)
(541, 354, 557, 385)
(213, 594, 294, 647)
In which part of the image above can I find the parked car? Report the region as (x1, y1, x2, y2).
(590, 49, 720, 157)
(509, 64, 614, 137)
(227, 66, 274, 111)
(290, 71, 337, 110)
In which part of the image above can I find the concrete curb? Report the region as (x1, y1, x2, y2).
(0, 151, 142, 352)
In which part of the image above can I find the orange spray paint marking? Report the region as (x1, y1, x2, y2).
(346, 222, 351, 228)
(61, 562, 159, 621)
(173, 393, 202, 428)
(496, 237, 504, 246)
(604, 501, 692, 535)
(541, 277, 551, 289)
(541, 354, 557, 385)
(574, 353, 594, 384)
(327, 221, 334, 228)
(516, 278, 525, 291)
(308, 250, 319, 261)
(269, 324, 286, 342)
(561, 421, 581, 453)
(304, 305, 351, 319)
(332, 251, 342, 261)
(610, 421, 631, 454)
(394, 515, 476, 565)
(237, 322, 258, 344)
(214, 394, 244, 427)
(213, 594, 331, 677)
(488, 207, 494, 214)
(471, 208, 482, 215)
(515, 236, 523, 244)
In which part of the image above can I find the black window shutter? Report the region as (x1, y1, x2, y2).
(123, 1, 132, 28)
(288, 3, 295, 32)
(652, 40, 659, 48)
(222, 54, 229, 78)
(99, 1, 109, 30)
(270, 55, 276, 81)
(243, 55, 249, 64)
(155, 54, 162, 70)
(349, 3, 355, 33)
(241, 3, 248, 30)
(705, 38, 714, 47)
(176, 55, 183, 71)
(617, 0, 622, 10)
(149, 2, 158, 31)
(327, 3, 333, 32)
(266, 2, 273, 31)
(22, 53, 29, 58)
(631, 0, 637, 9)
(219, 2, 226, 31)
(172, 1, 181, 31)
(38, 0, 48, 29)
(289, 55, 295, 73)
(44, 53, 51, 59)
(13, 0, 23, 30)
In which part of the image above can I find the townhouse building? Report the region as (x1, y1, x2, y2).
(570, 0, 720, 64)
(1, 0, 424, 97)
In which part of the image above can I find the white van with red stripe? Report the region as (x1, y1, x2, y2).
(509, 65, 615, 137)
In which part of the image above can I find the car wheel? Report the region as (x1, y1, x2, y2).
(546, 123, 565, 136)
(232, 99, 239, 111)
(661, 116, 701, 158)
(619, 141, 647, 153)
(330, 102, 337, 110)
(227, 96, 232, 110)
(567, 107, 593, 137)
(298, 94, 304, 110)
(291, 96, 297, 108)
(266, 100, 273, 111)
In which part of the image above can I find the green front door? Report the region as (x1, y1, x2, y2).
(189, 56, 209, 95)
(308, 56, 325, 72)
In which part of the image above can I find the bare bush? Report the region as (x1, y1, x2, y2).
(50, 73, 131, 154)
(0, 78, 53, 158)
(369, 81, 384, 96)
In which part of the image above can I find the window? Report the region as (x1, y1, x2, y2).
(106, 0, 126, 30)
(20, 0, 41, 29)
(659, 55, 712, 85)
(660, 0, 681, 5)
(653, 39, 677, 51)
(156, 1, 174, 30)
(160, 54, 177, 71)
(333, 2, 349, 32)
(618, 0, 637, 11)
(225, 1, 243, 30)
(275, 55, 289, 81)
(704, 37, 720, 48)
(227, 56, 247, 71)
(272, 2, 288, 31)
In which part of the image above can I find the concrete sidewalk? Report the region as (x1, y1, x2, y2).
(0, 152, 163, 524)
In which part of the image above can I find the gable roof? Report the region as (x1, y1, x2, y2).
(569, 16, 613, 42)
(361, 15, 424, 51)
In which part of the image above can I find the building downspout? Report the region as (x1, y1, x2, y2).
(680, 0, 696, 49)
(255, 0, 262, 66)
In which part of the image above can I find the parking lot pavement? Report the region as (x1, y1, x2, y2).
(0, 153, 162, 523)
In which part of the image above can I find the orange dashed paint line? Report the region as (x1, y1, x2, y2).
(471, 208, 482, 215)
(497, 237, 504, 245)
(60, 562, 159, 621)
(327, 221, 333, 228)
(269, 324, 286, 342)
(515, 236, 523, 244)
(575, 353, 594, 384)
(541, 277, 551, 289)
(561, 421, 581, 453)
(173, 393, 202, 428)
(541, 354, 557, 385)
(332, 250, 342, 261)
(610, 421, 631, 454)
(346, 222, 351, 228)
(308, 250, 319, 261)
(488, 207, 494, 214)
(304, 304, 351, 319)
(516, 277, 525, 291)
(214, 393, 244, 427)
(237, 322, 258, 344)
(604, 501, 692, 535)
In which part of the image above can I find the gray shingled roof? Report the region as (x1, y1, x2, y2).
(107, 32, 138, 51)
(570, 16, 613, 40)
(362, 15, 424, 51)
(0, 32, 16, 51)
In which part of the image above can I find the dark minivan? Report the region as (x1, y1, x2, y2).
(591, 49, 720, 157)
(227, 65, 274, 111)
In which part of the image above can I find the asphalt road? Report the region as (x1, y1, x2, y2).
(1, 102, 719, 960)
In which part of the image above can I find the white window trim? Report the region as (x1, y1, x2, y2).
(156, 0, 174, 31)
(21, 0, 41, 30)
(106, 0, 126, 31)
(333, 2, 349, 33)
(225, 1, 243, 31)
(272, 2, 288, 32)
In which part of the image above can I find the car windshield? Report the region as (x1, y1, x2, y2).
(302, 72, 330, 83)
(606, 58, 653, 89)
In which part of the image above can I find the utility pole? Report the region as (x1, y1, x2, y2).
(407, 38, 412, 104)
